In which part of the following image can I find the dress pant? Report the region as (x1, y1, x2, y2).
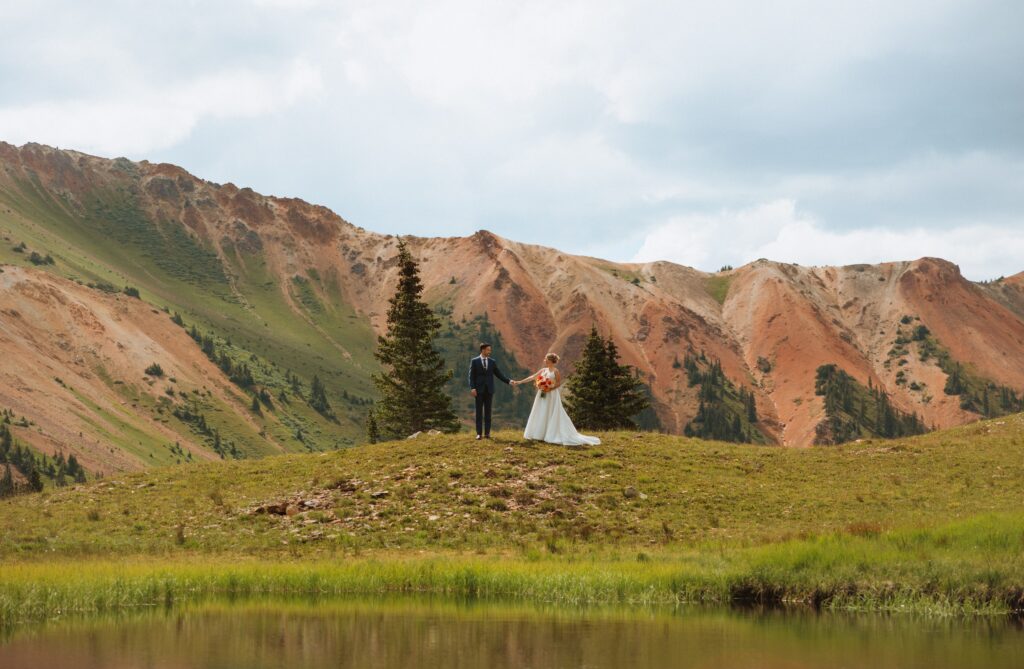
(474, 389, 493, 436)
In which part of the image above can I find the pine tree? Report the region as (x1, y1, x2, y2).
(0, 424, 11, 460)
(309, 375, 331, 416)
(251, 393, 262, 415)
(564, 328, 609, 429)
(744, 389, 758, 423)
(28, 463, 43, 491)
(0, 463, 13, 497)
(67, 454, 86, 483)
(371, 240, 459, 437)
(565, 328, 650, 430)
(601, 336, 650, 428)
(366, 408, 380, 444)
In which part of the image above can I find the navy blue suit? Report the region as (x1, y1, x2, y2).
(468, 355, 511, 436)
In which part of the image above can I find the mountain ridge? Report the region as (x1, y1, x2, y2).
(1, 141, 1022, 475)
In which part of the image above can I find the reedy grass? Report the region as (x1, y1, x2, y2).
(1, 513, 1021, 627)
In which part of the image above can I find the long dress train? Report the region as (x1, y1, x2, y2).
(523, 369, 601, 446)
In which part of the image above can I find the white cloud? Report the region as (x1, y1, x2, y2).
(0, 60, 322, 156)
(633, 199, 1024, 280)
(251, 0, 324, 8)
(1, 0, 1020, 268)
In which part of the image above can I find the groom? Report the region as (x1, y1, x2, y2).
(468, 343, 515, 440)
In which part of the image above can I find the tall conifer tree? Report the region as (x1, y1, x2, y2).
(309, 375, 331, 416)
(602, 337, 650, 428)
(564, 328, 608, 429)
(366, 407, 380, 444)
(565, 328, 650, 430)
(0, 463, 13, 497)
(371, 240, 459, 437)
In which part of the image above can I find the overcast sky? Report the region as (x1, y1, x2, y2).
(1, 1, 1022, 279)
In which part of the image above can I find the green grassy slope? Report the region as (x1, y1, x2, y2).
(1, 416, 1023, 620)
(0, 171, 375, 459)
(2, 414, 1022, 559)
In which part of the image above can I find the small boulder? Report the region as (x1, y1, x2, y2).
(329, 478, 357, 492)
(255, 502, 288, 516)
(623, 486, 639, 499)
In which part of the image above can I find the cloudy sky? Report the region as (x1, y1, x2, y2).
(1, 1, 1022, 279)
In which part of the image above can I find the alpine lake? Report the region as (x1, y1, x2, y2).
(0, 595, 1020, 668)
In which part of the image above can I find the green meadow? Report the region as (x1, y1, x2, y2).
(2, 415, 1023, 624)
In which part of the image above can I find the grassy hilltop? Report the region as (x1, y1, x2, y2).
(3, 419, 1024, 557)
(2, 415, 1023, 622)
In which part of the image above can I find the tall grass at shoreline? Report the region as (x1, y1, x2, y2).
(2, 513, 1021, 627)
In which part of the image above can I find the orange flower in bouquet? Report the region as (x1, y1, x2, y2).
(535, 373, 555, 398)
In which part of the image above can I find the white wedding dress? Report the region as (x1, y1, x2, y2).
(523, 368, 601, 446)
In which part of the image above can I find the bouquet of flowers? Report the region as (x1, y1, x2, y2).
(535, 373, 555, 399)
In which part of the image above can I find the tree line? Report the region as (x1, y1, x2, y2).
(680, 352, 763, 443)
(814, 364, 928, 444)
(898, 319, 1024, 419)
(1, 414, 87, 498)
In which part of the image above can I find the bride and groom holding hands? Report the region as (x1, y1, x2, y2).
(468, 343, 601, 446)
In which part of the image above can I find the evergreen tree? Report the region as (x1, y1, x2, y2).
(564, 328, 609, 429)
(28, 463, 43, 491)
(565, 328, 650, 430)
(0, 463, 13, 498)
(309, 375, 332, 416)
(251, 394, 262, 415)
(743, 388, 758, 423)
(0, 424, 11, 460)
(366, 408, 380, 444)
(67, 454, 86, 483)
(601, 336, 650, 428)
(371, 240, 459, 437)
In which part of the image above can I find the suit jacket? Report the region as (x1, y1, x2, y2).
(468, 355, 511, 394)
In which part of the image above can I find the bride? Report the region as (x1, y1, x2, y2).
(513, 353, 601, 446)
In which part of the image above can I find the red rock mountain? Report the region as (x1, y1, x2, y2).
(1, 142, 1022, 472)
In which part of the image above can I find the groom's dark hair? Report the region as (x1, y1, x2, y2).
(479, 343, 492, 352)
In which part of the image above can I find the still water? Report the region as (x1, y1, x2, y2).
(0, 598, 1020, 669)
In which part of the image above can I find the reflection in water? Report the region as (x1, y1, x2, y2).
(0, 598, 1020, 669)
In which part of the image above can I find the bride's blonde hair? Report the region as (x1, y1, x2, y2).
(545, 353, 560, 364)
